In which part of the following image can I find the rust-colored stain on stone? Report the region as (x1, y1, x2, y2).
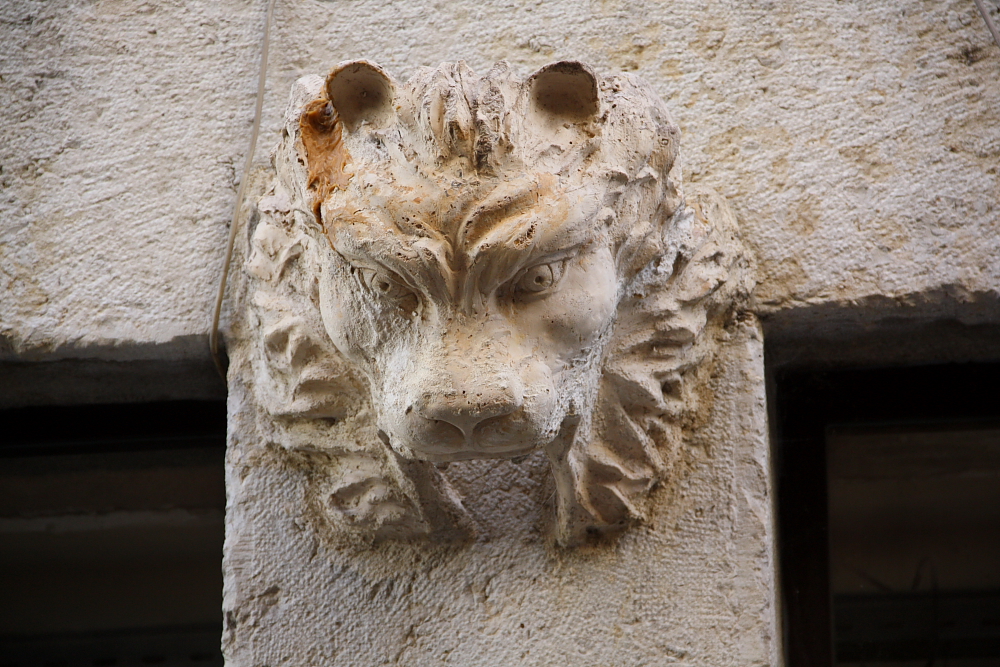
(300, 97, 351, 224)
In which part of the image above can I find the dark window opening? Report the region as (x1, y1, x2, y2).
(774, 363, 1000, 667)
(0, 401, 227, 667)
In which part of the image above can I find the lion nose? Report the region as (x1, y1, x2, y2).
(414, 381, 523, 439)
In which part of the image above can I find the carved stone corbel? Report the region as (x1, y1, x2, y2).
(239, 59, 754, 546)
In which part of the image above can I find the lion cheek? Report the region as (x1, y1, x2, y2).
(522, 248, 619, 368)
(317, 264, 390, 371)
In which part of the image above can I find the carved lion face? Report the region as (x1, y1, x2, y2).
(319, 201, 620, 463)
(245, 60, 751, 545)
(310, 61, 679, 464)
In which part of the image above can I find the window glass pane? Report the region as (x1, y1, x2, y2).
(828, 426, 1000, 667)
(0, 402, 226, 667)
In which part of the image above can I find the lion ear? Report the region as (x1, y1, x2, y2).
(527, 61, 600, 123)
(326, 60, 396, 130)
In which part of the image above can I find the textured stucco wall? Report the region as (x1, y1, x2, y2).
(1, 1, 262, 361)
(3, 0, 999, 368)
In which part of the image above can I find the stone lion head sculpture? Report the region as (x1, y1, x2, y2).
(240, 60, 753, 546)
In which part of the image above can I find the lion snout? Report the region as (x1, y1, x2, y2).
(411, 374, 524, 441)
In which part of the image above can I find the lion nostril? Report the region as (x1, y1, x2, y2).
(377, 429, 391, 448)
(427, 419, 466, 444)
(409, 372, 524, 445)
(416, 394, 521, 440)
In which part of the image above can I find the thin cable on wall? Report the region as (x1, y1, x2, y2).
(974, 0, 1000, 50)
(210, 0, 277, 379)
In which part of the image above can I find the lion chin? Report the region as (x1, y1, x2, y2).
(244, 59, 753, 546)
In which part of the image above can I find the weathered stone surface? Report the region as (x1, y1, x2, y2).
(3, 0, 998, 372)
(224, 317, 774, 666)
(0, 0, 267, 365)
(2, 0, 998, 663)
(236, 61, 753, 547)
(220, 59, 771, 664)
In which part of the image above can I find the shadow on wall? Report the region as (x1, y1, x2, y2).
(762, 288, 1000, 370)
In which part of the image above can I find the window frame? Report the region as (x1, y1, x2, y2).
(772, 362, 1000, 667)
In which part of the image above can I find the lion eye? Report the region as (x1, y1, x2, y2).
(359, 268, 413, 301)
(514, 261, 564, 294)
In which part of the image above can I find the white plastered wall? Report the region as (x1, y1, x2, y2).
(3, 0, 998, 364)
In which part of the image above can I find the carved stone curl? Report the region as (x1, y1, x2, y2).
(242, 60, 753, 546)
